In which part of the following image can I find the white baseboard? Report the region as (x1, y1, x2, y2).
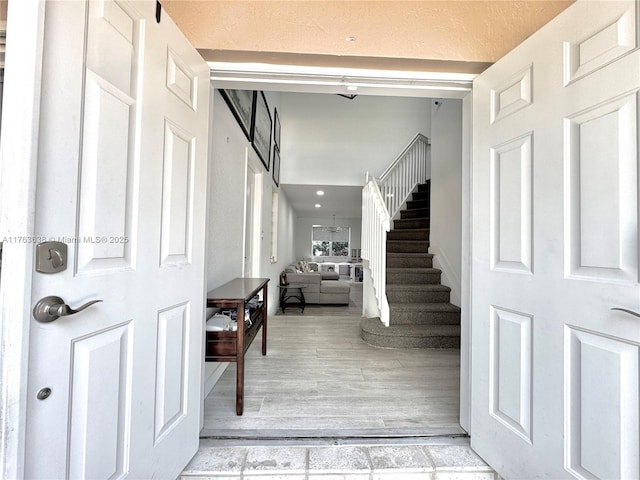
(204, 362, 228, 398)
(429, 245, 461, 307)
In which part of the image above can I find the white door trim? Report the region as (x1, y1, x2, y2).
(0, 1, 46, 477)
(460, 92, 473, 433)
(244, 156, 263, 278)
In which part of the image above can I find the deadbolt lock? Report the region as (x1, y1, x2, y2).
(35, 241, 67, 274)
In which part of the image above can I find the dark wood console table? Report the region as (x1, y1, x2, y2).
(205, 277, 269, 415)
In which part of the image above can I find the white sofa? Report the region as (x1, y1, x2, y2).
(283, 262, 350, 304)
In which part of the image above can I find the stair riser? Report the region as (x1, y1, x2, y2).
(387, 241, 429, 253)
(406, 199, 429, 210)
(412, 191, 429, 201)
(386, 256, 433, 268)
(387, 290, 450, 303)
(362, 331, 460, 349)
(387, 230, 429, 241)
(400, 208, 429, 220)
(386, 271, 441, 284)
(389, 310, 461, 326)
(394, 218, 429, 229)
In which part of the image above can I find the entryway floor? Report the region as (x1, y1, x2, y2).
(201, 315, 463, 438)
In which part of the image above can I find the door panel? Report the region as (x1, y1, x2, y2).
(68, 322, 132, 479)
(489, 306, 533, 443)
(471, 1, 639, 478)
(161, 120, 195, 265)
(25, 1, 209, 478)
(565, 92, 638, 282)
(490, 133, 533, 273)
(154, 302, 189, 441)
(78, 71, 137, 273)
(566, 327, 639, 480)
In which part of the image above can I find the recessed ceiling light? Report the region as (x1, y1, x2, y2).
(316, 190, 325, 196)
(345, 36, 356, 42)
(315, 204, 321, 208)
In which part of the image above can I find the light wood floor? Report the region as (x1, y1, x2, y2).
(202, 301, 463, 439)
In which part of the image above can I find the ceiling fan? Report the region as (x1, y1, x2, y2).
(325, 214, 341, 233)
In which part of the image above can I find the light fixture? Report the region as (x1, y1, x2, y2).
(316, 190, 325, 196)
(346, 85, 358, 92)
(327, 214, 339, 233)
(315, 204, 321, 208)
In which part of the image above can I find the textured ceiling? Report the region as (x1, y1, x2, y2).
(163, 0, 573, 65)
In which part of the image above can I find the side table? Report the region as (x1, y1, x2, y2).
(279, 284, 305, 313)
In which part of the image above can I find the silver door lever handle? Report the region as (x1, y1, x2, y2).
(610, 307, 640, 318)
(33, 296, 103, 323)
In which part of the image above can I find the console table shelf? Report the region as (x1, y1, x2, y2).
(206, 277, 269, 415)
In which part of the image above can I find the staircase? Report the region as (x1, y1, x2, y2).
(361, 181, 461, 348)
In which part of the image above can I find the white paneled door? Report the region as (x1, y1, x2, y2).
(24, 1, 209, 478)
(471, 0, 639, 478)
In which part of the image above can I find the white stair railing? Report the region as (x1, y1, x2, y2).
(362, 175, 391, 325)
(361, 134, 430, 326)
(378, 133, 431, 217)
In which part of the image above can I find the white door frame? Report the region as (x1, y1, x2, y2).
(244, 155, 263, 278)
(0, 1, 45, 477)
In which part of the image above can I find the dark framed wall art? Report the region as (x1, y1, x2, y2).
(272, 146, 281, 187)
(273, 108, 281, 150)
(251, 91, 272, 170)
(220, 89, 254, 141)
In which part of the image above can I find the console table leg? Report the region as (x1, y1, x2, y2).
(262, 316, 268, 356)
(236, 355, 244, 415)
(262, 284, 268, 355)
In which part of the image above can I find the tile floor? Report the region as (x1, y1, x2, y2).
(181, 442, 498, 479)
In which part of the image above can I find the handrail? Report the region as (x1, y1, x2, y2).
(379, 133, 430, 182)
(361, 134, 430, 326)
(378, 134, 430, 219)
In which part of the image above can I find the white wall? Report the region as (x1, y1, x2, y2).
(429, 99, 463, 307)
(280, 93, 432, 185)
(204, 89, 296, 394)
(293, 216, 361, 262)
(207, 92, 248, 286)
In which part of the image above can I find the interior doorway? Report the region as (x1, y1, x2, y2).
(243, 157, 262, 278)
(203, 81, 464, 437)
